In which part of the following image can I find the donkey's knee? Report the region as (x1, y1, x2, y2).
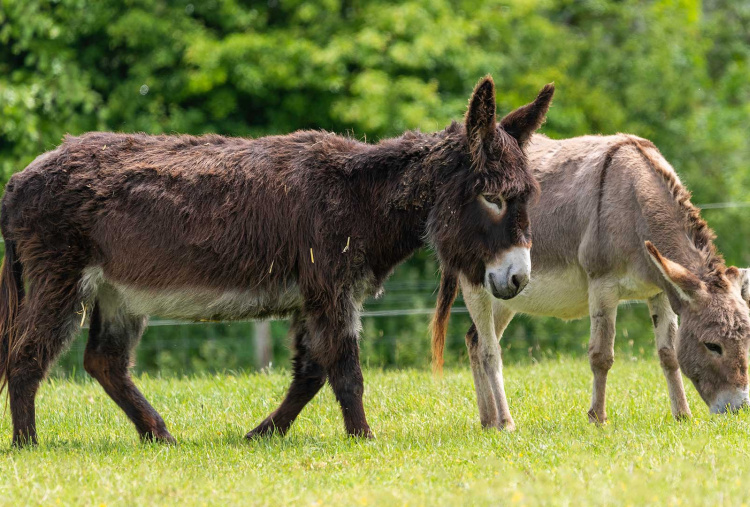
(657, 347, 679, 373)
(588, 348, 614, 373)
(587, 308, 616, 373)
(465, 324, 480, 350)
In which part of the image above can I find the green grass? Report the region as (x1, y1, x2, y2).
(1, 357, 749, 506)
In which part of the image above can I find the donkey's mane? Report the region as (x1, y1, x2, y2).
(631, 138, 725, 277)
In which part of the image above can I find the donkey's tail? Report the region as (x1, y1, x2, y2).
(0, 240, 24, 395)
(430, 269, 459, 375)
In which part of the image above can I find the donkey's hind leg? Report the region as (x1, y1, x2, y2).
(586, 277, 619, 424)
(246, 313, 327, 439)
(648, 293, 691, 420)
(8, 277, 82, 447)
(84, 288, 174, 443)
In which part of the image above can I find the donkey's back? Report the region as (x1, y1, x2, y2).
(2, 131, 364, 316)
(0, 130, 375, 446)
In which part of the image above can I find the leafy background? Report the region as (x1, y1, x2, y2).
(0, 0, 748, 373)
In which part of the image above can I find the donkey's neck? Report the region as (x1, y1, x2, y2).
(347, 126, 466, 278)
(634, 169, 723, 279)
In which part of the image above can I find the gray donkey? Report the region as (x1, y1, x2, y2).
(433, 133, 750, 429)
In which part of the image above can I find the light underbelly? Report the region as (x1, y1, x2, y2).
(81, 268, 303, 320)
(617, 274, 662, 301)
(501, 266, 591, 319)
(499, 266, 662, 320)
(114, 283, 303, 320)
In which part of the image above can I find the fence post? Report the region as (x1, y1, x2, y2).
(254, 320, 272, 369)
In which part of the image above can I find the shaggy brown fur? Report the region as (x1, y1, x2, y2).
(0, 76, 553, 446)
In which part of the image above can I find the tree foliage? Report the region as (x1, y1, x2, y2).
(1, 0, 749, 371)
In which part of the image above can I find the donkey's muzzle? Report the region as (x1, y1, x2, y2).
(485, 246, 531, 300)
(710, 387, 750, 414)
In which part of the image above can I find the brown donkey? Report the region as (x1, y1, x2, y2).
(0, 76, 553, 446)
(433, 133, 750, 429)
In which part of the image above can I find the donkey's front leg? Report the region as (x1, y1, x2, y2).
(464, 325, 499, 428)
(247, 314, 327, 439)
(462, 279, 515, 430)
(325, 337, 372, 438)
(586, 278, 618, 424)
(307, 308, 372, 438)
(648, 293, 691, 420)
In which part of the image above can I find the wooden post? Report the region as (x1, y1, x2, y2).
(254, 320, 272, 369)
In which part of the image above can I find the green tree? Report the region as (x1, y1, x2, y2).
(1, 0, 748, 372)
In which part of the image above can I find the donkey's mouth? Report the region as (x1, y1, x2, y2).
(710, 387, 750, 414)
(487, 270, 529, 299)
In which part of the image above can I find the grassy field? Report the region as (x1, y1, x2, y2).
(0, 357, 749, 506)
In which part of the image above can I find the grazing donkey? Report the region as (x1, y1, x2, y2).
(0, 76, 554, 446)
(432, 133, 750, 429)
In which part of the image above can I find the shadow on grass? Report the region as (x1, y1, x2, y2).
(0, 429, 383, 454)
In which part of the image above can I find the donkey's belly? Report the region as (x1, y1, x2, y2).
(115, 284, 303, 320)
(499, 266, 662, 320)
(501, 266, 591, 320)
(83, 267, 303, 320)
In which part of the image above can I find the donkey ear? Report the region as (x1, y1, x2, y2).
(500, 83, 555, 148)
(465, 75, 497, 166)
(645, 241, 706, 303)
(726, 266, 750, 306)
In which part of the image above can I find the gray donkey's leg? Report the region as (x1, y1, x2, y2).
(586, 277, 619, 424)
(462, 278, 516, 430)
(648, 292, 691, 419)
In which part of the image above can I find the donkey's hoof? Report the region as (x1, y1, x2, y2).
(141, 430, 177, 445)
(11, 432, 38, 449)
(158, 433, 177, 445)
(483, 420, 516, 432)
(674, 411, 692, 422)
(245, 421, 282, 440)
(348, 427, 374, 439)
(499, 420, 516, 432)
(587, 409, 607, 425)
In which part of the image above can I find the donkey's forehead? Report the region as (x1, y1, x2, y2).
(692, 298, 750, 335)
(477, 157, 537, 199)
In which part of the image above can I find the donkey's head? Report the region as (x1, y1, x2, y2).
(646, 242, 750, 414)
(429, 76, 553, 299)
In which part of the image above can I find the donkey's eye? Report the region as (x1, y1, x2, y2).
(479, 194, 506, 215)
(704, 342, 723, 355)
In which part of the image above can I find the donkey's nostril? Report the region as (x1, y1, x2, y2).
(512, 272, 529, 293)
(510, 274, 520, 290)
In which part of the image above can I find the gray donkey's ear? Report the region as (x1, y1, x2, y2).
(500, 83, 555, 148)
(726, 267, 750, 306)
(645, 241, 706, 303)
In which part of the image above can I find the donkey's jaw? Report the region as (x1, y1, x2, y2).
(484, 246, 531, 300)
(710, 386, 750, 414)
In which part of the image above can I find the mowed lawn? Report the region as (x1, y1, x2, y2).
(1, 358, 749, 506)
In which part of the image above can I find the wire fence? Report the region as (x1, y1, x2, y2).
(4, 199, 750, 375)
